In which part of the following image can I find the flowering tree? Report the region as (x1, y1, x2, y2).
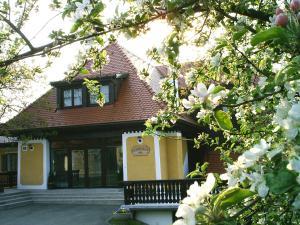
(1, 0, 300, 223)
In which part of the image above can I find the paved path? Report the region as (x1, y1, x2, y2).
(0, 204, 119, 225)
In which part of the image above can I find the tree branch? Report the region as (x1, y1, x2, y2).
(219, 88, 283, 108)
(0, 14, 35, 50)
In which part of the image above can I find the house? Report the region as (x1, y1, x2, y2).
(0, 42, 224, 224)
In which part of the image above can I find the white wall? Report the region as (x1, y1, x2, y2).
(135, 211, 173, 225)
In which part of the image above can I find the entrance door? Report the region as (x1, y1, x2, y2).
(52, 149, 68, 188)
(87, 149, 102, 187)
(51, 138, 123, 188)
(71, 150, 86, 187)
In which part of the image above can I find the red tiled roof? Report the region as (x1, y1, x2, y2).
(8, 43, 163, 129)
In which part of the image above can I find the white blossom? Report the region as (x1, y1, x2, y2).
(211, 53, 221, 67)
(247, 169, 269, 197)
(258, 76, 268, 89)
(173, 219, 187, 225)
(182, 95, 196, 109)
(190, 83, 227, 106)
(292, 193, 300, 209)
(287, 157, 300, 184)
(196, 110, 207, 119)
(182, 173, 215, 208)
(74, 0, 92, 20)
(149, 116, 158, 124)
(267, 145, 283, 159)
(288, 103, 300, 123)
(175, 204, 195, 225)
(221, 140, 269, 188)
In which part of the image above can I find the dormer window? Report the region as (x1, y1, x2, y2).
(89, 85, 110, 104)
(53, 73, 129, 109)
(63, 88, 83, 107)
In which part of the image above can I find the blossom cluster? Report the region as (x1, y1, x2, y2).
(182, 83, 228, 119)
(173, 174, 216, 225)
(73, 0, 92, 21)
(274, 99, 300, 140)
(220, 139, 270, 197)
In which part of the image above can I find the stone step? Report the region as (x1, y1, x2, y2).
(30, 188, 123, 193)
(0, 193, 32, 201)
(30, 191, 124, 195)
(31, 195, 123, 199)
(33, 198, 123, 205)
(0, 191, 31, 198)
(0, 199, 33, 210)
(32, 196, 124, 200)
(0, 196, 32, 205)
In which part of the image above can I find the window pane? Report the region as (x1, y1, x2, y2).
(1, 154, 8, 171)
(100, 85, 110, 103)
(89, 85, 110, 104)
(63, 89, 72, 107)
(89, 93, 97, 104)
(74, 88, 82, 106)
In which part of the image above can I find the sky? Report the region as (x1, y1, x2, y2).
(2, 0, 213, 121)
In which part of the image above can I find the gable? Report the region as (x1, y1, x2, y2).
(5, 43, 163, 130)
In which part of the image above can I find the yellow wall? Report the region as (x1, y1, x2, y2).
(20, 143, 43, 185)
(127, 136, 156, 180)
(159, 137, 168, 179)
(126, 134, 188, 181)
(166, 137, 184, 179)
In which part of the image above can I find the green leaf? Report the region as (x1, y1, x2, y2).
(223, 66, 230, 74)
(80, 68, 89, 74)
(90, 2, 104, 17)
(70, 19, 83, 33)
(265, 168, 297, 194)
(251, 27, 287, 46)
(233, 28, 247, 41)
(95, 36, 104, 45)
(214, 188, 254, 210)
(211, 86, 225, 94)
(214, 110, 233, 131)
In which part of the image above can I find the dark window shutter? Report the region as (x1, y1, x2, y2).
(82, 86, 87, 106)
(56, 88, 62, 109)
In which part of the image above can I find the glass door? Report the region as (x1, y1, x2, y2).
(71, 150, 86, 187)
(104, 146, 123, 187)
(87, 149, 102, 187)
(52, 149, 69, 188)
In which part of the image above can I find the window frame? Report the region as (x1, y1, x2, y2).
(87, 83, 113, 106)
(62, 87, 84, 108)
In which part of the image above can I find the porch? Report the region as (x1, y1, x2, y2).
(123, 179, 203, 205)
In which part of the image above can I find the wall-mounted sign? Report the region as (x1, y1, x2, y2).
(131, 145, 150, 156)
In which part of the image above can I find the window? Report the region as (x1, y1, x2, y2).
(89, 85, 110, 104)
(1, 153, 17, 172)
(74, 88, 82, 106)
(63, 89, 72, 107)
(101, 85, 110, 103)
(63, 88, 83, 107)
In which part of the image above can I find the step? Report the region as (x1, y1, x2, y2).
(31, 195, 123, 200)
(30, 188, 123, 192)
(33, 199, 123, 205)
(0, 196, 32, 205)
(0, 199, 33, 210)
(30, 194, 124, 198)
(0, 193, 31, 201)
(0, 191, 31, 198)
